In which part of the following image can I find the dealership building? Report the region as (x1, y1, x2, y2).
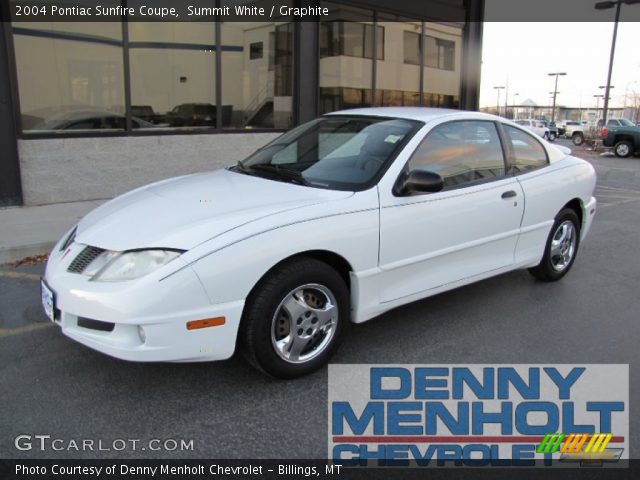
(0, 0, 483, 207)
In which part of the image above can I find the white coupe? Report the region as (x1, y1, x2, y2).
(42, 108, 597, 378)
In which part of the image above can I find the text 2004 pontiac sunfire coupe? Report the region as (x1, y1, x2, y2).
(42, 108, 596, 378)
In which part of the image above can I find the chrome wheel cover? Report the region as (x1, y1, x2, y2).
(271, 284, 338, 363)
(616, 143, 630, 157)
(550, 220, 577, 272)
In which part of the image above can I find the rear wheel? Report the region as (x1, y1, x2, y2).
(572, 133, 584, 146)
(614, 140, 633, 158)
(548, 132, 557, 142)
(240, 257, 349, 378)
(529, 208, 581, 282)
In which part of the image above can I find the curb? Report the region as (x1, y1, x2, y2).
(0, 242, 55, 266)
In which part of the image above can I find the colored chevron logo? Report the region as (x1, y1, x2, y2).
(537, 433, 614, 454)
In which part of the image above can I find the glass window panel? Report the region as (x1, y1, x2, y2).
(221, 22, 293, 129)
(364, 24, 384, 60)
(12, 4, 125, 132)
(403, 31, 420, 66)
(423, 23, 462, 110)
(319, 2, 373, 114)
(503, 125, 549, 173)
(376, 17, 420, 107)
(249, 41, 263, 59)
(128, 22, 216, 130)
(408, 121, 506, 189)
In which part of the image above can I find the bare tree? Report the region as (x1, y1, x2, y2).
(625, 84, 640, 124)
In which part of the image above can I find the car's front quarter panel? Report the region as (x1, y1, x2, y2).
(182, 188, 380, 307)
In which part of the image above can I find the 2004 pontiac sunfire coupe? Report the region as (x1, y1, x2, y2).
(42, 108, 596, 378)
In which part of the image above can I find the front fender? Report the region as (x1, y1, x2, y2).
(178, 189, 380, 305)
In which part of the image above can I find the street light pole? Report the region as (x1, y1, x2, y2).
(602, 1, 620, 124)
(594, 0, 640, 123)
(548, 72, 566, 123)
(493, 86, 505, 116)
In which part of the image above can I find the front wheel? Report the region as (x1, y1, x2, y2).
(529, 208, 581, 282)
(548, 132, 557, 142)
(239, 257, 349, 378)
(614, 140, 633, 158)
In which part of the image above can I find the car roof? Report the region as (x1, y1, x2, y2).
(325, 107, 488, 123)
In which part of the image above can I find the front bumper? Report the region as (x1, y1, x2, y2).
(44, 243, 244, 362)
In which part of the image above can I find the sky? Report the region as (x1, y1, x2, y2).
(479, 22, 640, 110)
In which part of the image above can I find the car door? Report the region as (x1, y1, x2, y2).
(378, 119, 524, 303)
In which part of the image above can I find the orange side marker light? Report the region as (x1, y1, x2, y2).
(186, 317, 225, 330)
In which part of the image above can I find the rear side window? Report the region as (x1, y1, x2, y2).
(503, 125, 549, 174)
(407, 120, 506, 189)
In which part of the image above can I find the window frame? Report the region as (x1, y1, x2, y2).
(498, 122, 550, 176)
(395, 119, 510, 196)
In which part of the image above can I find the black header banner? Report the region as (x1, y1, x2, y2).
(3, 0, 640, 22)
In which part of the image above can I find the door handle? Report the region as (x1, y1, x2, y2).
(501, 190, 517, 199)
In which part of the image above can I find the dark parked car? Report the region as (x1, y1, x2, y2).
(600, 118, 640, 158)
(31, 110, 155, 131)
(166, 103, 217, 127)
(131, 105, 165, 124)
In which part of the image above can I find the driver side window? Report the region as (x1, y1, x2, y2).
(407, 120, 506, 190)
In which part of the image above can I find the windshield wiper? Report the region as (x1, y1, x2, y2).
(234, 159, 251, 174)
(244, 164, 311, 186)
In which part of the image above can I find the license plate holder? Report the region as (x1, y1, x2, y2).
(41, 279, 56, 322)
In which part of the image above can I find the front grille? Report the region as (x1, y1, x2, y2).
(67, 246, 105, 274)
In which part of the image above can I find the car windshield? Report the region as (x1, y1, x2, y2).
(234, 115, 421, 190)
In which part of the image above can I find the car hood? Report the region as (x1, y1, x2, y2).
(75, 169, 353, 251)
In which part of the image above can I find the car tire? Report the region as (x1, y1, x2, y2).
(239, 257, 349, 378)
(614, 140, 633, 158)
(572, 133, 584, 146)
(528, 208, 581, 282)
(549, 132, 557, 142)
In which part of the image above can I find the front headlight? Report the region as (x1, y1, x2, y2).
(91, 250, 182, 282)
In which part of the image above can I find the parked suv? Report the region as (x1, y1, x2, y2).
(600, 118, 640, 158)
(166, 103, 217, 127)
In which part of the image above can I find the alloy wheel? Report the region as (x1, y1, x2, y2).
(271, 284, 338, 363)
(550, 220, 577, 272)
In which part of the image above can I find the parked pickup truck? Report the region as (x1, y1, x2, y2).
(600, 118, 640, 158)
(563, 120, 588, 146)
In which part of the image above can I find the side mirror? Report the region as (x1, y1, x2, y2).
(396, 170, 444, 195)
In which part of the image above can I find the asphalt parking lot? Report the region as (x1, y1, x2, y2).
(1, 139, 639, 460)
